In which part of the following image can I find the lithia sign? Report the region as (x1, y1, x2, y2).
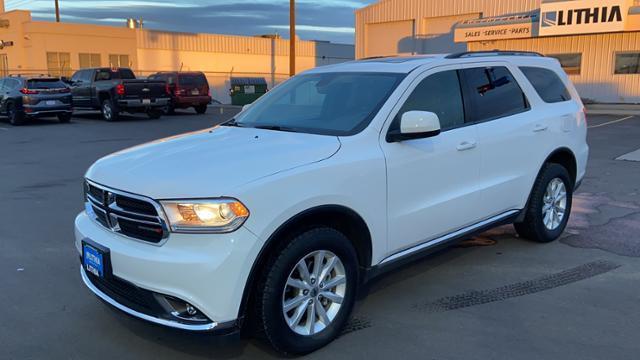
(539, 0, 634, 36)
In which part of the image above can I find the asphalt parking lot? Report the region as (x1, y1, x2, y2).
(1, 111, 639, 360)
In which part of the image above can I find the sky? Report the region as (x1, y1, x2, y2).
(4, 0, 378, 44)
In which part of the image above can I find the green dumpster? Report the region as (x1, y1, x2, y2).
(230, 77, 268, 106)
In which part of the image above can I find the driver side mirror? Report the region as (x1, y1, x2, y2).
(386, 111, 442, 143)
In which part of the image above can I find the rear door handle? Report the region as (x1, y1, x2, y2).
(533, 124, 548, 132)
(457, 141, 477, 151)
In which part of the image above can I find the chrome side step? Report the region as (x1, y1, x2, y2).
(379, 210, 520, 265)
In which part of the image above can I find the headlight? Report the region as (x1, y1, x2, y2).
(160, 199, 249, 233)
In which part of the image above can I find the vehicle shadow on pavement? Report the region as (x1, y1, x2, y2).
(0, 117, 68, 126)
(102, 304, 283, 359)
(71, 112, 156, 122)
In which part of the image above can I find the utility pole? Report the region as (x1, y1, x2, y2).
(289, 0, 295, 77)
(54, 0, 60, 22)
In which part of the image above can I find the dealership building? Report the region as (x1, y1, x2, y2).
(356, 0, 640, 103)
(0, 5, 354, 103)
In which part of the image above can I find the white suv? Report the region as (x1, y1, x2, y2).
(76, 51, 588, 354)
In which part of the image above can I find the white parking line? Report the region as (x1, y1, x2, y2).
(588, 116, 635, 129)
(0, 127, 8, 131)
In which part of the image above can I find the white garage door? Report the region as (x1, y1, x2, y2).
(365, 20, 414, 58)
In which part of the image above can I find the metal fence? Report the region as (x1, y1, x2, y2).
(2, 68, 291, 104)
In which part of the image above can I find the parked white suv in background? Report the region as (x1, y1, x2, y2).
(76, 51, 588, 354)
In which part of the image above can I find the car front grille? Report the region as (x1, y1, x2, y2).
(85, 181, 168, 244)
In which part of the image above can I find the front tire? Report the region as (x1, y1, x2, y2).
(256, 228, 358, 355)
(515, 163, 573, 243)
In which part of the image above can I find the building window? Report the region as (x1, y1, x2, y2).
(547, 53, 582, 75)
(79, 53, 101, 68)
(109, 54, 130, 68)
(46, 52, 72, 77)
(614, 53, 640, 75)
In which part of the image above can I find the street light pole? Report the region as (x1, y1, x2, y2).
(54, 0, 60, 22)
(289, 0, 295, 77)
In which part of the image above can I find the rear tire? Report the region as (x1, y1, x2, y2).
(515, 163, 573, 243)
(101, 99, 119, 122)
(195, 105, 207, 114)
(255, 228, 358, 355)
(7, 102, 25, 126)
(58, 113, 72, 123)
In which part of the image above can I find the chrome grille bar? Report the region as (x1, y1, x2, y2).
(84, 180, 169, 245)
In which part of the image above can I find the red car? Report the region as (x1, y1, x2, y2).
(148, 71, 211, 114)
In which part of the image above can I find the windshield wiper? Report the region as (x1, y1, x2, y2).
(252, 125, 299, 133)
(221, 118, 243, 127)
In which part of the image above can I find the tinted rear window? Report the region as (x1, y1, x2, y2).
(460, 66, 529, 122)
(179, 74, 207, 86)
(27, 79, 67, 89)
(95, 69, 136, 81)
(520, 67, 571, 103)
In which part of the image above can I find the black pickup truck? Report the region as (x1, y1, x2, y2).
(67, 68, 169, 121)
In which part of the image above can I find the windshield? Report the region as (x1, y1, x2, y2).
(234, 72, 405, 136)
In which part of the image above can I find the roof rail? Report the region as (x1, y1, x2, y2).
(446, 51, 544, 59)
(358, 55, 398, 61)
(9, 73, 51, 78)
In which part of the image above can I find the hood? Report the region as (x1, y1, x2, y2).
(86, 126, 341, 199)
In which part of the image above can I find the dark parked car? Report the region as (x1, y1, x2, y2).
(148, 71, 211, 114)
(68, 68, 169, 121)
(0, 75, 72, 125)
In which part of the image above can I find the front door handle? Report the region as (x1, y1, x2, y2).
(533, 124, 548, 132)
(457, 141, 477, 151)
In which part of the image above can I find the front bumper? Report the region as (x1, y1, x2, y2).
(174, 96, 211, 108)
(24, 105, 72, 117)
(75, 211, 262, 330)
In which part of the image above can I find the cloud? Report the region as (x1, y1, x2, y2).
(6, 0, 377, 44)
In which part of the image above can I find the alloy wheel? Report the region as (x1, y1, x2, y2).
(282, 250, 347, 336)
(103, 103, 112, 121)
(542, 178, 567, 230)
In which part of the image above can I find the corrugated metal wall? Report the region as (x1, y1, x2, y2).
(469, 32, 640, 103)
(357, 0, 640, 103)
(137, 30, 317, 56)
(356, 0, 541, 58)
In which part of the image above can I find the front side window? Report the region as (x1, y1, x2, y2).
(391, 70, 465, 132)
(548, 53, 582, 75)
(4, 78, 19, 90)
(81, 70, 94, 82)
(460, 66, 529, 123)
(520, 67, 572, 103)
(614, 52, 640, 74)
(235, 72, 405, 136)
(71, 71, 83, 82)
